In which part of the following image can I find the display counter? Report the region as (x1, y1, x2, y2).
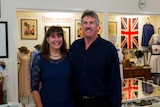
(122, 78, 160, 107)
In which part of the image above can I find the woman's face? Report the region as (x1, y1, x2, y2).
(46, 32, 63, 50)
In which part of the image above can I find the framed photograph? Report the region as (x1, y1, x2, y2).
(75, 20, 84, 40)
(0, 21, 8, 58)
(21, 19, 38, 40)
(151, 44, 160, 55)
(45, 26, 71, 49)
(158, 28, 160, 35)
(108, 22, 117, 40)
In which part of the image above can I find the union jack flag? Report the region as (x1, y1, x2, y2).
(122, 78, 138, 100)
(120, 17, 139, 49)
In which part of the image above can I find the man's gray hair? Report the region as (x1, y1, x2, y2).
(81, 9, 100, 26)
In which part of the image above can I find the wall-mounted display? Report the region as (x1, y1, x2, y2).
(0, 21, 8, 58)
(108, 21, 117, 40)
(75, 20, 83, 40)
(21, 19, 38, 40)
(120, 17, 139, 49)
(45, 26, 71, 49)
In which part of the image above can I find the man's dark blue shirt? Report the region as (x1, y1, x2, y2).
(70, 35, 121, 107)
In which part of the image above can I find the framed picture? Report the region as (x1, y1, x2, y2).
(151, 44, 160, 55)
(21, 19, 38, 40)
(0, 21, 8, 58)
(158, 28, 160, 35)
(108, 22, 117, 40)
(75, 20, 84, 40)
(45, 26, 71, 49)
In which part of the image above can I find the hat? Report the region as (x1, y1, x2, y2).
(18, 46, 30, 54)
(34, 44, 42, 51)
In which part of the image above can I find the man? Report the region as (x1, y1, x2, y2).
(70, 9, 121, 107)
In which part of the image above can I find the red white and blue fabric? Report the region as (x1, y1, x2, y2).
(122, 78, 138, 100)
(120, 17, 139, 49)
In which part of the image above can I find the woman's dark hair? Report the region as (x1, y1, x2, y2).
(41, 25, 68, 60)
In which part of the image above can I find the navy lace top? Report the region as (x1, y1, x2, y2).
(30, 53, 74, 105)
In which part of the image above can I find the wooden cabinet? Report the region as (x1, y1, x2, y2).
(0, 82, 3, 104)
(123, 67, 151, 80)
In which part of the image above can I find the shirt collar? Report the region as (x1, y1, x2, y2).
(79, 34, 101, 47)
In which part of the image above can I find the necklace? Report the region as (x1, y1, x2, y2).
(50, 54, 61, 57)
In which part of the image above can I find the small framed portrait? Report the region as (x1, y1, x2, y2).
(75, 20, 84, 40)
(21, 19, 38, 40)
(151, 44, 160, 55)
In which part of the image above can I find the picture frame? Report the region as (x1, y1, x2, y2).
(108, 21, 117, 40)
(0, 21, 8, 58)
(45, 26, 71, 49)
(151, 44, 160, 55)
(21, 19, 38, 40)
(75, 20, 84, 40)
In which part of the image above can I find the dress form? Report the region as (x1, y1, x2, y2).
(17, 46, 31, 104)
(148, 34, 160, 85)
(109, 35, 124, 80)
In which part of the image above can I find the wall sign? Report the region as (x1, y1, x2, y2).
(0, 21, 8, 58)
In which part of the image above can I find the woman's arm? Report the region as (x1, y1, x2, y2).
(32, 90, 43, 107)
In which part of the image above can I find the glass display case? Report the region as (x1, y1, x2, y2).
(122, 78, 160, 107)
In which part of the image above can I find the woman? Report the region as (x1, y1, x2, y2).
(30, 26, 75, 107)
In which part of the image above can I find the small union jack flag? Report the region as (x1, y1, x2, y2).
(122, 78, 138, 100)
(120, 17, 139, 49)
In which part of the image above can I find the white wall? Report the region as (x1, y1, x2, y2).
(16, 11, 104, 51)
(0, 0, 18, 102)
(1, 0, 160, 103)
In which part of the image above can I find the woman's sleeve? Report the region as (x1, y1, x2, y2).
(30, 54, 41, 91)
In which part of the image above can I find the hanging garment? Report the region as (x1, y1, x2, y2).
(17, 52, 31, 97)
(141, 23, 154, 46)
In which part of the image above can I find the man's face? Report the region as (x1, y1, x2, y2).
(81, 16, 99, 38)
